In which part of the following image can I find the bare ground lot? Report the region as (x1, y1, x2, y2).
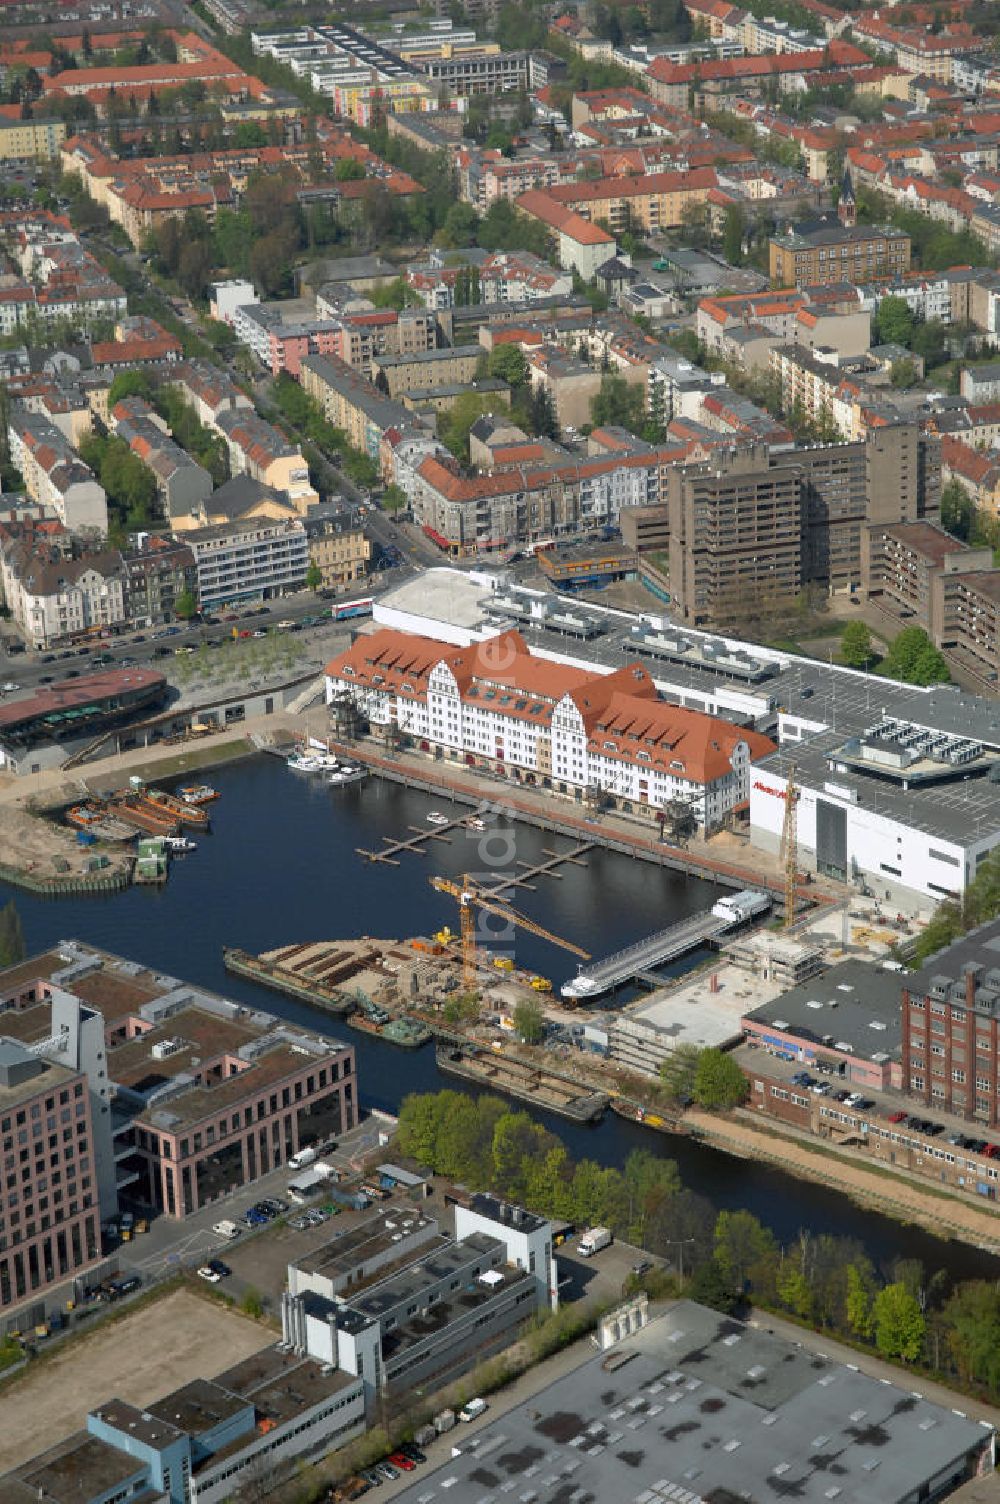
(0, 1288, 270, 1473)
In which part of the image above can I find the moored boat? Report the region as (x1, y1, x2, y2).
(145, 788, 210, 827)
(179, 784, 218, 805)
(164, 835, 197, 853)
(328, 764, 366, 786)
(426, 811, 449, 826)
(110, 793, 179, 836)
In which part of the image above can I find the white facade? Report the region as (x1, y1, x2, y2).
(454, 1199, 558, 1312)
(1, 554, 126, 648)
(749, 760, 995, 906)
(210, 278, 259, 326)
(8, 413, 108, 538)
(187, 518, 310, 607)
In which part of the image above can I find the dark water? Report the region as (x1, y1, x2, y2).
(8, 755, 1000, 1282)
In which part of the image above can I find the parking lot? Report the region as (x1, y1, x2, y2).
(0, 1289, 269, 1474)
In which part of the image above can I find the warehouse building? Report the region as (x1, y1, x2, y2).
(395, 1299, 995, 1504)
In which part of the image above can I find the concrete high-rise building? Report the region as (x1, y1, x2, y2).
(667, 446, 803, 626)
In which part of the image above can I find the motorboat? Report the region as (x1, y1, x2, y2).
(328, 764, 367, 786)
(287, 752, 340, 773)
(164, 835, 197, 853)
(465, 816, 487, 832)
(426, 811, 450, 826)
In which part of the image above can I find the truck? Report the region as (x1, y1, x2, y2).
(578, 1227, 612, 1257)
(711, 889, 771, 926)
(288, 1145, 319, 1171)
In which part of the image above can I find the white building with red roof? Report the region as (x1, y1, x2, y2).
(325, 626, 774, 828)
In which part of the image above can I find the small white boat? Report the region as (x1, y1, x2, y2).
(329, 765, 366, 786)
(465, 817, 487, 832)
(426, 811, 450, 827)
(288, 752, 340, 773)
(164, 835, 197, 853)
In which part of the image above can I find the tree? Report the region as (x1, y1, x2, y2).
(890, 357, 919, 389)
(488, 345, 530, 388)
(381, 483, 407, 515)
(880, 625, 949, 686)
(722, 204, 745, 266)
(777, 1260, 813, 1319)
(512, 997, 545, 1044)
(940, 479, 973, 542)
(108, 371, 154, 408)
(688, 1258, 739, 1313)
(693, 1048, 748, 1110)
(0, 902, 26, 968)
(714, 1209, 777, 1296)
(590, 374, 646, 435)
(841, 621, 875, 669)
(305, 561, 323, 592)
(173, 588, 197, 621)
(844, 1261, 874, 1338)
(335, 157, 366, 182)
(875, 295, 913, 347)
(872, 1282, 925, 1363)
(658, 1042, 701, 1102)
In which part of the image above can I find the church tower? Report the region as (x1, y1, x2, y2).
(838, 166, 857, 228)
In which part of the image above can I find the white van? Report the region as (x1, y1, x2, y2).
(288, 1146, 318, 1171)
(459, 1398, 487, 1423)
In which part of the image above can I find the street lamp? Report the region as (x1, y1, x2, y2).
(662, 1237, 697, 1282)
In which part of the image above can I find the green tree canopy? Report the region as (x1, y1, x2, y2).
(841, 620, 875, 669)
(305, 561, 323, 592)
(880, 626, 949, 686)
(693, 1048, 748, 1110)
(872, 1282, 925, 1363)
(590, 373, 646, 434)
(381, 483, 408, 514)
(488, 344, 530, 388)
(173, 588, 197, 620)
(875, 295, 914, 347)
(107, 371, 154, 408)
(658, 1042, 701, 1102)
(512, 997, 545, 1043)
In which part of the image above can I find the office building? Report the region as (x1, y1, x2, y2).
(282, 1194, 555, 1411)
(0, 942, 356, 1245)
(185, 517, 310, 608)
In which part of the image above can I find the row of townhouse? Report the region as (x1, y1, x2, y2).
(167, 362, 317, 512)
(110, 396, 214, 527)
(325, 626, 775, 828)
(404, 444, 684, 554)
(0, 529, 197, 646)
(7, 408, 108, 539)
(0, 213, 126, 339)
(299, 352, 422, 475)
(646, 40, 873, 110)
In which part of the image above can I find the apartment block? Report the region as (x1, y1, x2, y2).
(371, 344, 482, 399)
(300, 352, 414, 473)
(8, 409, 108, 538)
(302, 507, 371, 590)
(185, 517, 310, 609)
(0, 543, 125, 649)
(121, 538, 198, 628)
(111, 397, 213, 526)
(667, 447, 802, 626)
(0, 117, 66, 161)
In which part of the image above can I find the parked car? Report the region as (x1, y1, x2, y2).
(400, 1443, 426, 1465)
(388, 1453, 415, 1472)
(887, 1111, 907, 1124)
(375, 1462, 398, 1482)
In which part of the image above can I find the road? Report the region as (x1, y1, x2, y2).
(0, 589, 385, 696)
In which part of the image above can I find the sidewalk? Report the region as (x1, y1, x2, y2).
(686, 1107, 1000, 1252)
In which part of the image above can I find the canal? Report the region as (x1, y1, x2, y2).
(7, 754, 1000, 1282)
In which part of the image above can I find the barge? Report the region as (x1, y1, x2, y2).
(223, 947, 355, 1016)
(436, 1045, 609, 1123)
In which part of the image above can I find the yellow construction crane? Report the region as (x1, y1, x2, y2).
(429, 874, 591, 990)
(780, 764, 800, 929)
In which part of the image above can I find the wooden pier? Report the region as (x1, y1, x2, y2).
(356, 813, 470, 865)
(481, 841, 595, 897)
